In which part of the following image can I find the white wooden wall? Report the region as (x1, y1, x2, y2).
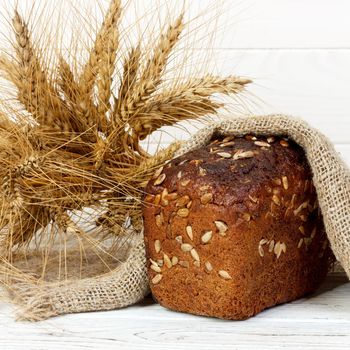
(0, 0, 349, 165)
(160, 0, 349, 166)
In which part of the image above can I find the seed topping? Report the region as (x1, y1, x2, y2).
(272, 195, 281, 206)
(273, 241, 286, 258)
(152, 274, 162, 285)
(259, 239, 269, 245)
(190, 248, 200, 262)
(154, 173, 166, 186)
(194, 261, 201, 268)
(218, 270, 232, 280)
(166, 192, 178, 201)
(223, 136, 235, 142)
(201, 230, 213, 244)
(233, 150, 255, 160)
(217, 152, 232, 159)
(200, 193, 213, 205)
(171, 256, 179, 266)
(150, 264, 162, 273)
(205, 261, 213, 272)
(298, 238, 304, 249)
(179, 260, 189, 268)
(153, 194, 161, 206)
(177, 208, 189, 218)
(152, 166, 164, 179)
(175, 235, 183, 244)
(220, 141, 235, 147)
(215, 220, 228, 236)
(160, 188, 169, 206)
(199, 167, 207, 176)
(254, 141, 271, 148)
(155, 213, 164, 227)
(176, 195, 190, 207)
(180, 179, 190, 187)
(181, 243, 193, 252)
(186, 225, 193, 240)
(154, 240, 161, 253)
(258, 245, 264, 257)
(242, 213, 251, 221)
(282, 176, 289, 190)
(274, 241, 282, 258)
(163, 253, 172, 268)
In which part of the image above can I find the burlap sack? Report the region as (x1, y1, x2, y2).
(8, 232, 149, 320)
(10, 114, 349, 320)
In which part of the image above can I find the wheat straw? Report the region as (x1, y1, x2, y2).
(0, 0, 250, 303)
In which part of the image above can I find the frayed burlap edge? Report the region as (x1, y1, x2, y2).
(7, 232, 149, 321)
(175, 114, 350, 278)
(6, 114, 349, 321)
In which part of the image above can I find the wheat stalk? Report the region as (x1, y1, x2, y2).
(0, 0, 251, 293)
(120, 13, 185, 123)
(96, 3, 122, 119)
(58, 57, 79, 104)
(79, 0, 122, 93)
(130, 75, 251, 140)
(78, 0, 122, 130)
(12, 11, 70, 131)
(114, 45, 141, 124)
(134, 98, 221, 140)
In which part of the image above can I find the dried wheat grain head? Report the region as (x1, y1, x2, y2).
(0, 0, 251, 283)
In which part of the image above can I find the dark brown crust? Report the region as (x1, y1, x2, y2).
(142, 135, 334, 320)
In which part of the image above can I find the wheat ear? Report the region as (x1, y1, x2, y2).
(134, 98, 221, 140)
(57, 57, 91, 133)
(79, 0, 122, 93)
(12, 11, 70, 131)
(120, 13, 185, 122)
(96, 1, 122, 119)
(114, 45, 141, 124)
(130, 75, 251, 139)
(163, 75, 252, 100)
(58, 57, 79, 104)
(107, 45, 142, 149)
(77, 0, 122, 130)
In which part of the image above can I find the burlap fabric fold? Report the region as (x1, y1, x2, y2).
(9, 115, 350, 320)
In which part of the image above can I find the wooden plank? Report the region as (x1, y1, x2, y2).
(2, 0, 350, 50)
(214, 0, 350, 49)
(77, 0, 350, 49)
(215, 49, 350, 142)
(73, 0, 350, 49)
(0, 273, 349, 350)
(141, 48, 350, 145)
(1, 4, 348, 144)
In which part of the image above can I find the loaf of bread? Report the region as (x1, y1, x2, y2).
(142, 134, 334, 320)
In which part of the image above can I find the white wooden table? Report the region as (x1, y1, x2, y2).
(0, 272, 349, 350)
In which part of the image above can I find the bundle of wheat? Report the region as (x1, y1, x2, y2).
(0, 0, 250, 320)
